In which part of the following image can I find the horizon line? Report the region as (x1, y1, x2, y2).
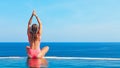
(0, 42, 120, 43)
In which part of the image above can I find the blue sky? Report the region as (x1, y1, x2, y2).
(0, 0, 120, 42)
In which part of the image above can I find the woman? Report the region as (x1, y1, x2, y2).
(26, 10, 49, 59)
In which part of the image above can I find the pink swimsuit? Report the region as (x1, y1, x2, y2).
(28, 48, 41, 59)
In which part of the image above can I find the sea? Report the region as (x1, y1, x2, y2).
(0, 42, 120, 68)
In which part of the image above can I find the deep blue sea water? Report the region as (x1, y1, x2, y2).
(0, 42, 120, 68)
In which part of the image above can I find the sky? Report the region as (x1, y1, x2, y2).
(0, 0, 120, 42)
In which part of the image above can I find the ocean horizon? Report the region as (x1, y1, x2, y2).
(0, 42, 120, 67)
(0, 42, 120, 57)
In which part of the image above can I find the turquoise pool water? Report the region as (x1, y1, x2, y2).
(0, 57, 120, 68)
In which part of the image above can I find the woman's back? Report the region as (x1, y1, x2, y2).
(28, 30, 40, 49)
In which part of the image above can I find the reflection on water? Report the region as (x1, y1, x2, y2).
(27, 58, 48, 68)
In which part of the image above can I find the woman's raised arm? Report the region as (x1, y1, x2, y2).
(35, 14, 42, 35)
(28, 13, 33, 31)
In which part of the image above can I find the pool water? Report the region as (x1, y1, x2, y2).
(0, 57, 120, 68)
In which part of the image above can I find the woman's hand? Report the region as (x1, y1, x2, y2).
(32, 10, 36, 16)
